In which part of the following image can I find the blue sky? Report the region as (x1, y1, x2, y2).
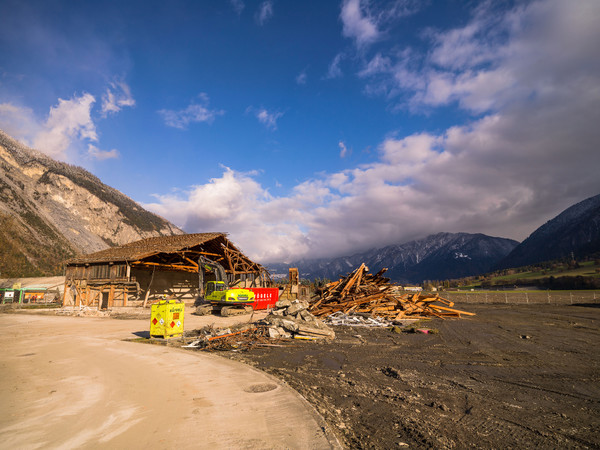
(1, 0, 600, 262)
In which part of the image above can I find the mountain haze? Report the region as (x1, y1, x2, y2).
(270, 233, 519, 284)
(496, 193, 600, 269)
(0, 130, 181, 277)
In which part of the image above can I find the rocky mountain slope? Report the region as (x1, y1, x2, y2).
(0, 130, 181, 277)
(496, 193, 600, 269)
(269, 232, 519, 284)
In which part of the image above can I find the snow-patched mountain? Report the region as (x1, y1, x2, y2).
(496, 193, 600, 269)
(269, 232, 519, 284)
(0, 130, 182, 277)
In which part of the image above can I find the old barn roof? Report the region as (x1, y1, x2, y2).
(67, 232, 237, 265)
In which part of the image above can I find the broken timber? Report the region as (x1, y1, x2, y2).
(309, 264, 474, 319)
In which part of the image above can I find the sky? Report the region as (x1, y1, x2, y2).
(1, 0, 600, 263)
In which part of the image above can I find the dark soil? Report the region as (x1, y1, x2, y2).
(224, 304, 600, 449)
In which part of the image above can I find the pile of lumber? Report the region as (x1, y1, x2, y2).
(309, 263, 474, 320)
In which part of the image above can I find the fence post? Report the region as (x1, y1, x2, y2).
(485, 292, 488, 303)
(505, 292, 508, 304)
(570, 292, 573, 304)
(526, 292, 529, 304)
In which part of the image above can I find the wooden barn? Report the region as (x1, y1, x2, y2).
(63, 233, 270, 308)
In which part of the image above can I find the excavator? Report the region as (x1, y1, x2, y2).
(194, 255, 256, 316)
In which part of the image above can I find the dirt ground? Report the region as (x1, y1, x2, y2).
(0, 313, 337, 449)
(222, 303, 600, 449)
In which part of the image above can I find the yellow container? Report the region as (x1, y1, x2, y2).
(150, 300, 185, 338)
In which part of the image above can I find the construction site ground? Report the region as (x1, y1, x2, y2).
(2, 303, 598, 449)
(0, 310, 339, 449)
(226, 303, 600, 449)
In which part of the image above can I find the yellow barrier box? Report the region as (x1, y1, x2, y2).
(150, 299, 185, 338)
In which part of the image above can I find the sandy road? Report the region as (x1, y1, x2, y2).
(0, 313, 338, 449)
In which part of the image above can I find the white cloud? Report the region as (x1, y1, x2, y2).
(256, 1, 273, 25)
(249, 107, 283, 130)
(101, 81, 135, 116)
(0, 86, 129, 162)
(32, 93, 97, 160)
(0, 103, 41, 145)
(340, 0, 421, 49)
(296, 70, 307, 85)
(146, 0, 600, 263)
(87, 144, 119, 160)
(145, 167, 312, 262)
(230, 0, 245, 16)
(338, 141, 349, 158)
(360, 0, 600, 115)
(326, 53, 344, 79)
(340, 0, 380, 48)
(158, 94, 224, 129)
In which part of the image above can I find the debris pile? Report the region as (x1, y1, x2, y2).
(56, 306, 111, 317)
(181, 300, 335, 351)
(183, 324, 274, 351)
(325, 312, 394, 327)
(310, 263, 475, 320)
(262, 299, 335, 340)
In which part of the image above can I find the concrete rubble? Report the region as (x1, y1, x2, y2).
(262, 299, 335, 340)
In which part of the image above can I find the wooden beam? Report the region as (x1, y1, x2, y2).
(131, 261, 198, 273)
(62, 280, 69, 306)
(184, 257, 199, 268)
(108, 285, 115, 308)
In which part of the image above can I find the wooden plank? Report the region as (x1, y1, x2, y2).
(428, 304, 476, 316)
(108, 285, 115, 308)
(338, 266, 361, 298)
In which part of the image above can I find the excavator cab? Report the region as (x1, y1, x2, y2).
(205, 281, 225, 298)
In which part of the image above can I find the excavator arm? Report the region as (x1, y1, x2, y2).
(197, 255, 228, 301)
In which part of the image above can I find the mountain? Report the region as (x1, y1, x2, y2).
(0, 130, 182, 277)
(496, 193, 600, 269)
(269, 232, 519, 284)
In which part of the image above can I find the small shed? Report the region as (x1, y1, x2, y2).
(63, 233, 270, 308)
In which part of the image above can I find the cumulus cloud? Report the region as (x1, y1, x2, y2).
(87, 144, 119, 160)
(32, 93, 97, 160)
(146, 0, 600, 263)
(158, 94, 224, 129)
(145, 167, 312, 262)
(340, 0, 379, 48)
(1, 87, 128, 162)
(101, 81, 135, 116)
(360, 0, 600, 115)
(256, 1, 273, 25)
(249, 107, 283, 130)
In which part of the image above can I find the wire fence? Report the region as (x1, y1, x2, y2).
(442, 290, 600, 305)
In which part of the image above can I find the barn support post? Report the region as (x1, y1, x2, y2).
(62, 280, 68, 306)
(108, 285, 115, 308)
(143, 266, 156, 308)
